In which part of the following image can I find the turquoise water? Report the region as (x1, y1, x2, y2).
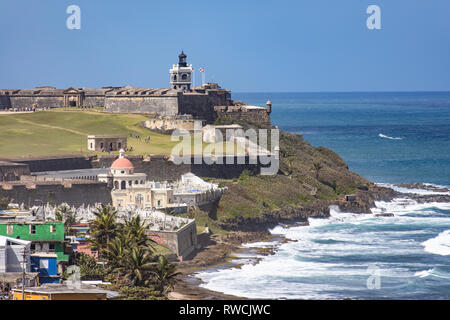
(234, 92, 450, 185)
(197, 92, 450, 299)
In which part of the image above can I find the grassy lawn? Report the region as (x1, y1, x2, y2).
(0, 110, 243, 158)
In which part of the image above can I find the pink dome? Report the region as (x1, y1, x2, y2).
(111, 157, 134, 169)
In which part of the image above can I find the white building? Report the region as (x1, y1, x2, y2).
(173, 172, 227, 207)
(169, 51, 193, 91)
(0, 235, 31, 273)
(98, 149, 175, 210)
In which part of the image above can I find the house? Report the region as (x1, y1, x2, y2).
(0, 235, 31, 273)
(30, 253, 59, 284)
(0, 236, 39, 291)
(66, 235, 98, 260)
(11, 283, 115, 300)
(0, 221, 68, 273)
(87, 135, 127, 152)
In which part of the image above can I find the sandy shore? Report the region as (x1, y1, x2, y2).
(169, 231, 275, 300)
(168, 187, 402, 300)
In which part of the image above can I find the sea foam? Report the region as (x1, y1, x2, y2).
(378, 133, 403, 140)
(423, 230, 450, 256)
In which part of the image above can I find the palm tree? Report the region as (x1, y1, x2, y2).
(55, 204, 78, 236)
(104, 235, 129, 271)
(55, 204, 69, 221)
(150, 255, 181, 295)
(313, 162, 323, 179)
(89, 204, 120, 258)
(122, 215, 152, 248)
(118, 246, 154, 287)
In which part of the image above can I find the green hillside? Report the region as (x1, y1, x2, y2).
(0, 110, 243, 158)
(0, 110, 176, 158)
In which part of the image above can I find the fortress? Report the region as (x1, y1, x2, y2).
(0, 52, 272, 125)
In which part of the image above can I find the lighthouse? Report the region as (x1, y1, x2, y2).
(170, 51, 193, 91)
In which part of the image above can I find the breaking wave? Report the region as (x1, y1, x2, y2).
(378, 133, 403, 140)
(196, 183, 450, 299)
(423, 230, 450, 256)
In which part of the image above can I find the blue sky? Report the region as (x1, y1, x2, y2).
(1, 0, 449, 92)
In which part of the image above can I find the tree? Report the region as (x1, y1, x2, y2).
(72, 252, 105, 280)
(117, 286, 164, 300)
(55, 204, 78, 236)
(122, 215, 152, 248)
(89, 204, 120, 259)
(0, 197, 11, 210)
(104, 234, 130, 271)
(150, 255, 181, 295)
(313, 162, 323, 179)
(118, 246, 154, 287)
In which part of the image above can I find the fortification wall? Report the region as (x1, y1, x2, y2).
(215, 108, 271, 127)
(178, 91, 231, 123)
(0, 95, 11, 109)
(0, 182, 112, 207)
(0, 162, 31, 181)
(148, 220, 197, 260)
(10, 156, 93, 173)
(141, 118, 199, 133)
(84, 96, 105, 107)
(5, 96, 64, 109)
(92, 155, 264, 181)
(104, 96, 179, 116)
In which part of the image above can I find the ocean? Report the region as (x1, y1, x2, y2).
(196, 92, 450, 299)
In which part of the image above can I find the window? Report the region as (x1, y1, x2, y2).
(50, 225, 56, 233)
(157, 200, 161, 207)
(135, 180, 139, 185)
(29, 225, 36, 234)
(118, 142, 122, 149)
(49, 243, 55, 252)
(128, 181, 132, 186)
(121, 170, 125, 174)
(90, 143, 93, 149)
(181, 73, 188, 80)
(6, 225, 13, 234)
(39, 259, 49, 269)
(30, 243, 35, 252)
(100, 142, 104, 149)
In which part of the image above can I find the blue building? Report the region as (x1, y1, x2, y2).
(30, 253, 59, 284)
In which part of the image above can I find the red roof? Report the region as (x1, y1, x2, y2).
(111, 157, 134, 169)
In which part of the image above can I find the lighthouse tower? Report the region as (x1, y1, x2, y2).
(170, 51, 193, 91)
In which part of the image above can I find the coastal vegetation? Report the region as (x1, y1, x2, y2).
(195, 118, 372, 231)
(67, 204, 182, 300)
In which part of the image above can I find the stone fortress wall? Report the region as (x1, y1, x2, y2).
(0, 179, 112, 207)
(0, 52, 271, 126)
(0, 154, 269, 208)
(0, 83, 271, 127)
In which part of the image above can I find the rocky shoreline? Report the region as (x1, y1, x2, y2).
(169, 185, 399, 300)
(394, 183, 450, 203)
(169, 182, 450, 300)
